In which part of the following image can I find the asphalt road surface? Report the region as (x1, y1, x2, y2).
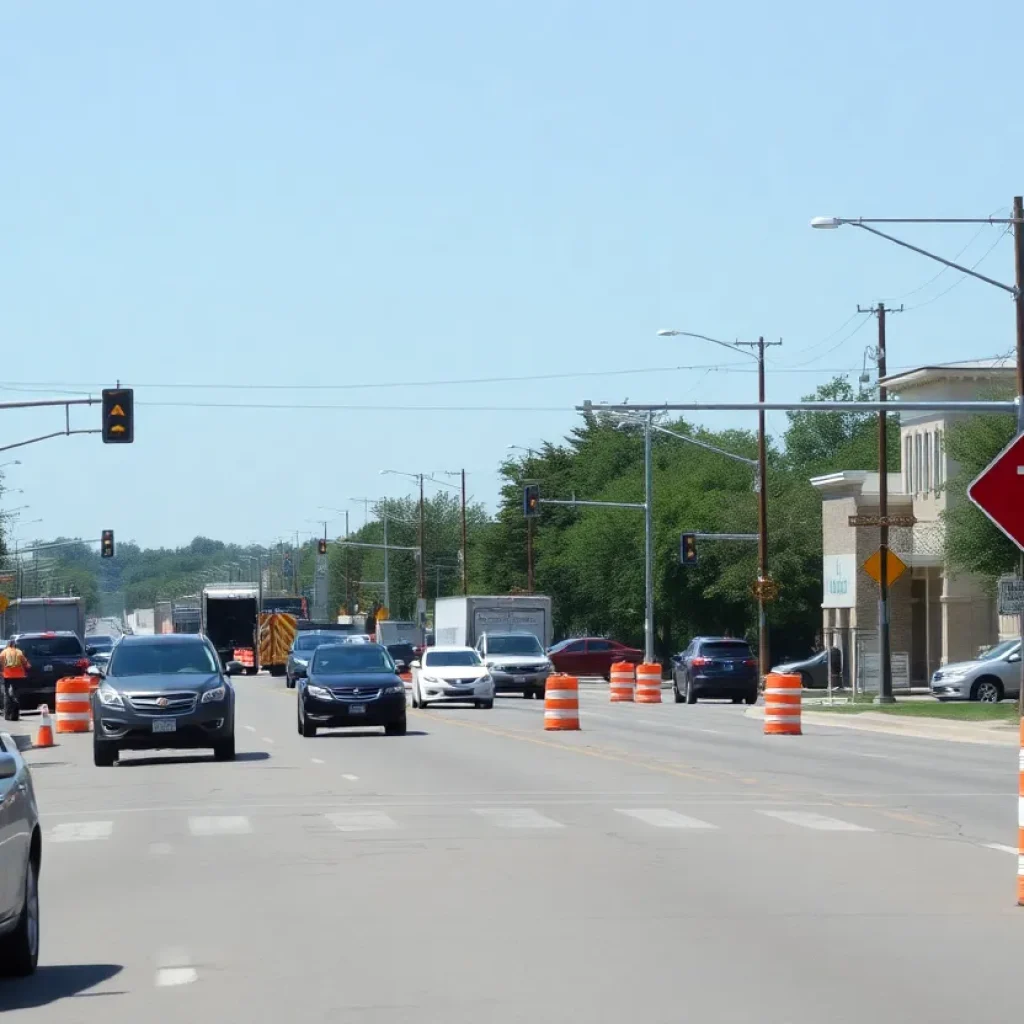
(2, 679, 1020, 1022)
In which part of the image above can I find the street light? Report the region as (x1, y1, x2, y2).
(812, 199, 1024, 709)
(659, 329, 776, 686)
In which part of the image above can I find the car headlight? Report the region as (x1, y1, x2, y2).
(384, 684, 405, 694)
(420, 674, 439, 685)
(97, 684, 124, 708)
(479, 674, 492, 685)
(540, 660, 552, 670)
(306, 684, 333, 700)
(201, 686, 227, 704)
(293, 657, 308, 667)
(938, 670, 968, 681)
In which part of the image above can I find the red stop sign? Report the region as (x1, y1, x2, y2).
(967, 432, 1024, 551)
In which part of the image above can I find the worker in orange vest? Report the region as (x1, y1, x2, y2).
(1, 638, 31, 680)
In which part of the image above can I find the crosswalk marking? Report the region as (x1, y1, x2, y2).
(474, 808, 564, 828)
(50, 821, 113, 843)
(617, 808, 718, 829)
(188, 815, 252, 836)
(757, 810, 871, 832)
(326, 811, 397, 832)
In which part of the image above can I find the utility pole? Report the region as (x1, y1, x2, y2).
(461, 468, 469, 596)
(1013, 195, 1024, 717)
(418, 473, 425, 601)
(643, 412, 655, 663)
(858, 302, 902, 704)
(734, 336, 782, 686)
(382, 514, 390, 612)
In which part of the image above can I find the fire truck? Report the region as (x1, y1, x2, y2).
(257, 595, 308, 676)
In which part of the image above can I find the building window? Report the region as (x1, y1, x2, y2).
(914, 434, 923, 494)
(924, 433, 932, 493)
(904, 435, 912, 493)
(934, 429, 943, 490)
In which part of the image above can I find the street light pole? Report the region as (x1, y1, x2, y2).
(643, 411, 655, 663)
(461, 468, 468, 596)
(418, 473, 425, 602)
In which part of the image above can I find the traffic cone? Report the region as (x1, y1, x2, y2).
(34, 705, 55, 748)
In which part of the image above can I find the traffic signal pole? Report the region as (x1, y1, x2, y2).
(1013, 195, 1024, 718)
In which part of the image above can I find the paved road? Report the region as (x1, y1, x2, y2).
(1, 679, 1020, 1022)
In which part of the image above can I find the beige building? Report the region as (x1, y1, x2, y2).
(812, 359, 1014, 687)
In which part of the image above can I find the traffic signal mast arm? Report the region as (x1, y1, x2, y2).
(0, 397, 102, 454)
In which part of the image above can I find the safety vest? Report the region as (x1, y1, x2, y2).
(1, 648, 27, 678)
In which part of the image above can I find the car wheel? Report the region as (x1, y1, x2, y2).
(685, 677, 697, 705)
(285, 674, 295, 689)
(213, 735, 236, 761)
(3, 685, 19, 722)
(93, 736, 117, 767)
(0, 855, 39, 977)
(298, 699, 317, 738)
(385, 717, 407, 736)
(800, 671, 813, 689)
(480, 699, 494, 710)
(245, 666, 258, 676)
(972, 677, 1003, 703)
(534, 685, 546, 700)
(732, 697, 743, 704)
(744, 692, 758, 706)
(673, 679, 684, 704)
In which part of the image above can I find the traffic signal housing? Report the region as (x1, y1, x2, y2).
(101, 529, 115, 558)
(680, 533, 698, 566)
(318, 538, 328, 555)
(523, 483, 540, 518)
(101, 388, 134, 444)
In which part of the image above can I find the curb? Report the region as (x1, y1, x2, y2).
(743, 705, 1019, 747)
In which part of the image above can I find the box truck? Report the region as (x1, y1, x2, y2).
(202, 584, 259, 672)
(433, 596, 553, 649)
(0, 597, 86, 640)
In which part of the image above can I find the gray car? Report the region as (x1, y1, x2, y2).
(475, 632, 552, 699)
(0, 732, 41, 976)
(930, 639, 1022, 702)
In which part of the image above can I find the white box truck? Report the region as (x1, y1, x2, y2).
(433, 596, 553, 649)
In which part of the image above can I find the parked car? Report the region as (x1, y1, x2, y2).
(90, 633, 240, 766)
(410, 646, 494, 709)
(930, 639, 1021, 702)
(2, 631, 91, 722)
(771, 647, 842, 689)
(547, 637, 642, 678)
(0, 732, 41, 976)
(671, 637, 759, 704)
(296, 642, 407, 737)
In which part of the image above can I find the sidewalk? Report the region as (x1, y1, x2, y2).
(744, 705, 1020, 747)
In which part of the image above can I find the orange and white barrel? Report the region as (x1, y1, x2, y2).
(55, 676, 92, 733)
(763, 672, 801, 735)
(635, 663, 662, 704)
(544, 674, 580, 731)
(609, 662, 635, 702)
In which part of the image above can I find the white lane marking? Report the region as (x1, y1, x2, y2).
(243, 725, 256, 732)
(188, 815, 252, 836)
(156, 967, 198, 987)
(261, 737, 275, 745)
(311, 758, 325, 765)
(474, 808, 563, 828)
(758, 810, 871, 832)
(148, 842, 173, 856)
(984, 843, 1018, 855)
(342, 773, 359, 781)
(50, 821, 113, 843)
(326, 811, 396, 832)
(857, 753, 894, 759)
(617, 808, 718, 829)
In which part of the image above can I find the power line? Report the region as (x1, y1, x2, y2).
(904, 227, 1010, 311)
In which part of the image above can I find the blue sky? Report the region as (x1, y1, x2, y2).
(0, 0, 1019, 549)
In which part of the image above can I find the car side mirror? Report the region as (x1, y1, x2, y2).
(0, 752, 17, 781)
(294, 665, 307, 678)
(1008, 653, 1021, 663)
(225, 660, 245, 676)
(86, 664, 103, 678)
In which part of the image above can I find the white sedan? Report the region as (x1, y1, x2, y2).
(410, 646, 495, 709)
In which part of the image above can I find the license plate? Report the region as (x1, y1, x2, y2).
(152, 719, 176, 733)
(349, 704, 366, 714)
(513, 676, 526, 684)
(43, 664, 53, 672)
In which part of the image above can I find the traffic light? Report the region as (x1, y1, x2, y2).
(523, 483, 540, 518)
(680, 533, 698, 566)
(101, 529, 115, 558)
(318, 538, 327, 555)
(101, 388, 134, 444)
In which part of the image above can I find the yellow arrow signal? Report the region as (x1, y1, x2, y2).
(109, 424, 126, 434)
(110, 404, 126, 417)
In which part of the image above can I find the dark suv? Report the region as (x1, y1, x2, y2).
(671, 637, 759, 705)
(2, 631, 90, 721)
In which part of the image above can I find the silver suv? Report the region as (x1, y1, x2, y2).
(930, 639, 1021, 702)
(476, 632, 552, 699)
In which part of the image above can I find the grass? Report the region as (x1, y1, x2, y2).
(809, 699, 1019, 722)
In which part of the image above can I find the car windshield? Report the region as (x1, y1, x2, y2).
(979, 639, 1021, 661)
(312, 645, 394, 674)
(700, 642, 753, 658)
(294, 633, 338, 652)
(547, 638, 576, 653)
(486, 635, 543, 656)
(18, 636, 84, 658)
(425, 650, 482, 667)
(108, 641, 220, 676)
(387, 644, 416, 662)
(87, 636, 114, 651)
